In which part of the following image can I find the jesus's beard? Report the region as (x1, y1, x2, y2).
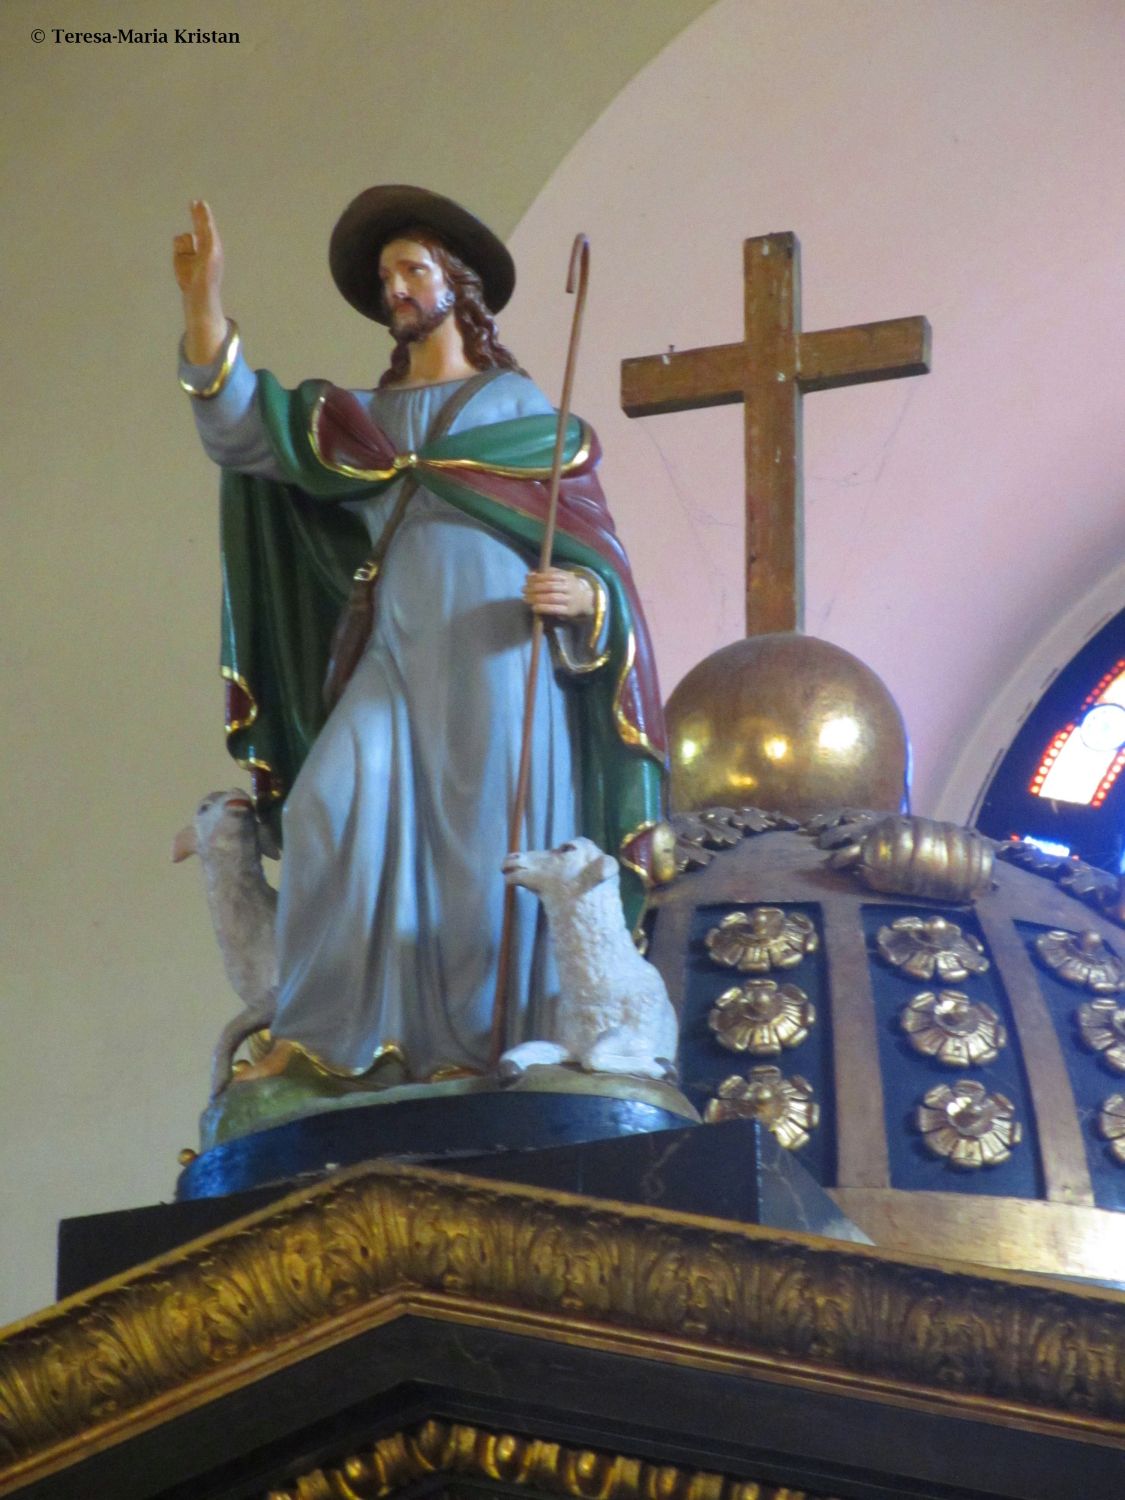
(389, 289, 456, 345)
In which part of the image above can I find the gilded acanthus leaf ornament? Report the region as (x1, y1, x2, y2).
(6, 1160, 1125, 1485)
(1034, 928, 1125, 995)
(704, 1065, 819, 1149)
(899, 991, 1006, 1068)
(704, 907, 818, 972)
(665, 807, 798, 875)
(1098, 1094, 1125, 1163)
(1059, 860, 1119, 906)
(708, 980, 815, 1055)
(995, 839, 1125, 928)
(915, 1080, 1021, 1168)
(1077, 999, 1125, 1073)
(802, 807, 880, 849)
(265, 1418, 835, 1500)
(875, 916, 990, 982)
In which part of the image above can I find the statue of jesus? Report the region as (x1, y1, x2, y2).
(173, 185, 666, 1087)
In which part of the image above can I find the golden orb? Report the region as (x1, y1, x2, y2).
(666, 632, 908, 818)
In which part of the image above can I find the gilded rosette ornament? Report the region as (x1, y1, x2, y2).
(708, 980, 815, 1055)
(899, 991, 1006, 1068)
(1077, 999, 1125, 1073)
(875, 916, 990, 982)
(1098, 1094, 1125, 1163)
(704, 907, 818, 972)
(1034, 928, 1125, 995)
(915, 1079, 1021, 1168)
(704, 1065, 819, 1149)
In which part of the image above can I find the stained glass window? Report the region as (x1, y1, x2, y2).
(976, 607, 1125, 873)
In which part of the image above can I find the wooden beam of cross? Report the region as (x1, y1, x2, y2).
(621, 232, 931, 635)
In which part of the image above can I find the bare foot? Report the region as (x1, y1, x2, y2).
(228, 1039, 299, 1085)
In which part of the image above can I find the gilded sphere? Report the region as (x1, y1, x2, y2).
(665, 633, 909, 818)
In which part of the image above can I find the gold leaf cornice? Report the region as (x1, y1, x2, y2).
(3, 1164, 1125, 1492)
(264, 1417, 831, 1500)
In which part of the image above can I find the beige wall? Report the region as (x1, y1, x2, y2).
(0, 0, 712, 1328)
(4, 0, 1124, 1329)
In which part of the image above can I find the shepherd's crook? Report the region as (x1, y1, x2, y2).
(489, 233, 591, 1069)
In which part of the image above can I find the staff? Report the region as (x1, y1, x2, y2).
(489, 233, 592, 1068)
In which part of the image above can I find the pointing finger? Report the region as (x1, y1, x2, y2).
(191, 198, 215, 245)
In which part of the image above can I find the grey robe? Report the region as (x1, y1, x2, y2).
(183, 334, 603, 1076)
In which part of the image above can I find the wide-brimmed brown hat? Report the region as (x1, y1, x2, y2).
(329, 184, 516, 325)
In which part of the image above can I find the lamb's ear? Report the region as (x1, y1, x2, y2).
(257, 821, 282, 861)
(574, 850, 619, 895)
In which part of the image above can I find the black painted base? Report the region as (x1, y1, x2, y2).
(57, 1118, 868, 1303)
(176, 1088, 698, 1200)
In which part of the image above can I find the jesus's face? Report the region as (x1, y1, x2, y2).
(378, 237, 455, 341)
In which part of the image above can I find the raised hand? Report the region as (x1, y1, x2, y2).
(173, 199, 228, 364)
(173, 199, 223, 296)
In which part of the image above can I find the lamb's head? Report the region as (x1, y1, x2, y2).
(171, 789, 279, 863)
(502, 836, 619, 900)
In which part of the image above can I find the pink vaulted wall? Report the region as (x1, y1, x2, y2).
(502, 0, 1125, 817)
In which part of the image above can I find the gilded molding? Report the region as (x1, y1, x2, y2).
(264, 1418, 832, 1500)
(4, 1164, 1125, 1492)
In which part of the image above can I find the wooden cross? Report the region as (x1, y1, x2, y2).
(621, 232, 931, 635)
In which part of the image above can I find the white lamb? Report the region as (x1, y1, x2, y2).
(499, 837, 678, 1081)
(172, 789, 279, 1097)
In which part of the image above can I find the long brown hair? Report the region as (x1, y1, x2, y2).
(378, 228, 522, 387)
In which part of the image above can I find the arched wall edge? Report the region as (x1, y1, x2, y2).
(932, 557, 1125, 826)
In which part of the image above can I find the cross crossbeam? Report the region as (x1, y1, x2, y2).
(620, 232, 931, 634)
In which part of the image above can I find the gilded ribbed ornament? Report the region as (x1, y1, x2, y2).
(1077, 999, 1125, 1073)
(827, 815, 994, 901)
(704, 1065, 819, 1149)
(1098, 1094, 1125, 1163)
(915, 1080, 1021, 1168)
(899, 991, 1006, 1068)
(704, 907, 818, 972)
(875, 916, 990, 982)
(1034, 928, 1125, 995)
(708, 980, 814, 1055)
